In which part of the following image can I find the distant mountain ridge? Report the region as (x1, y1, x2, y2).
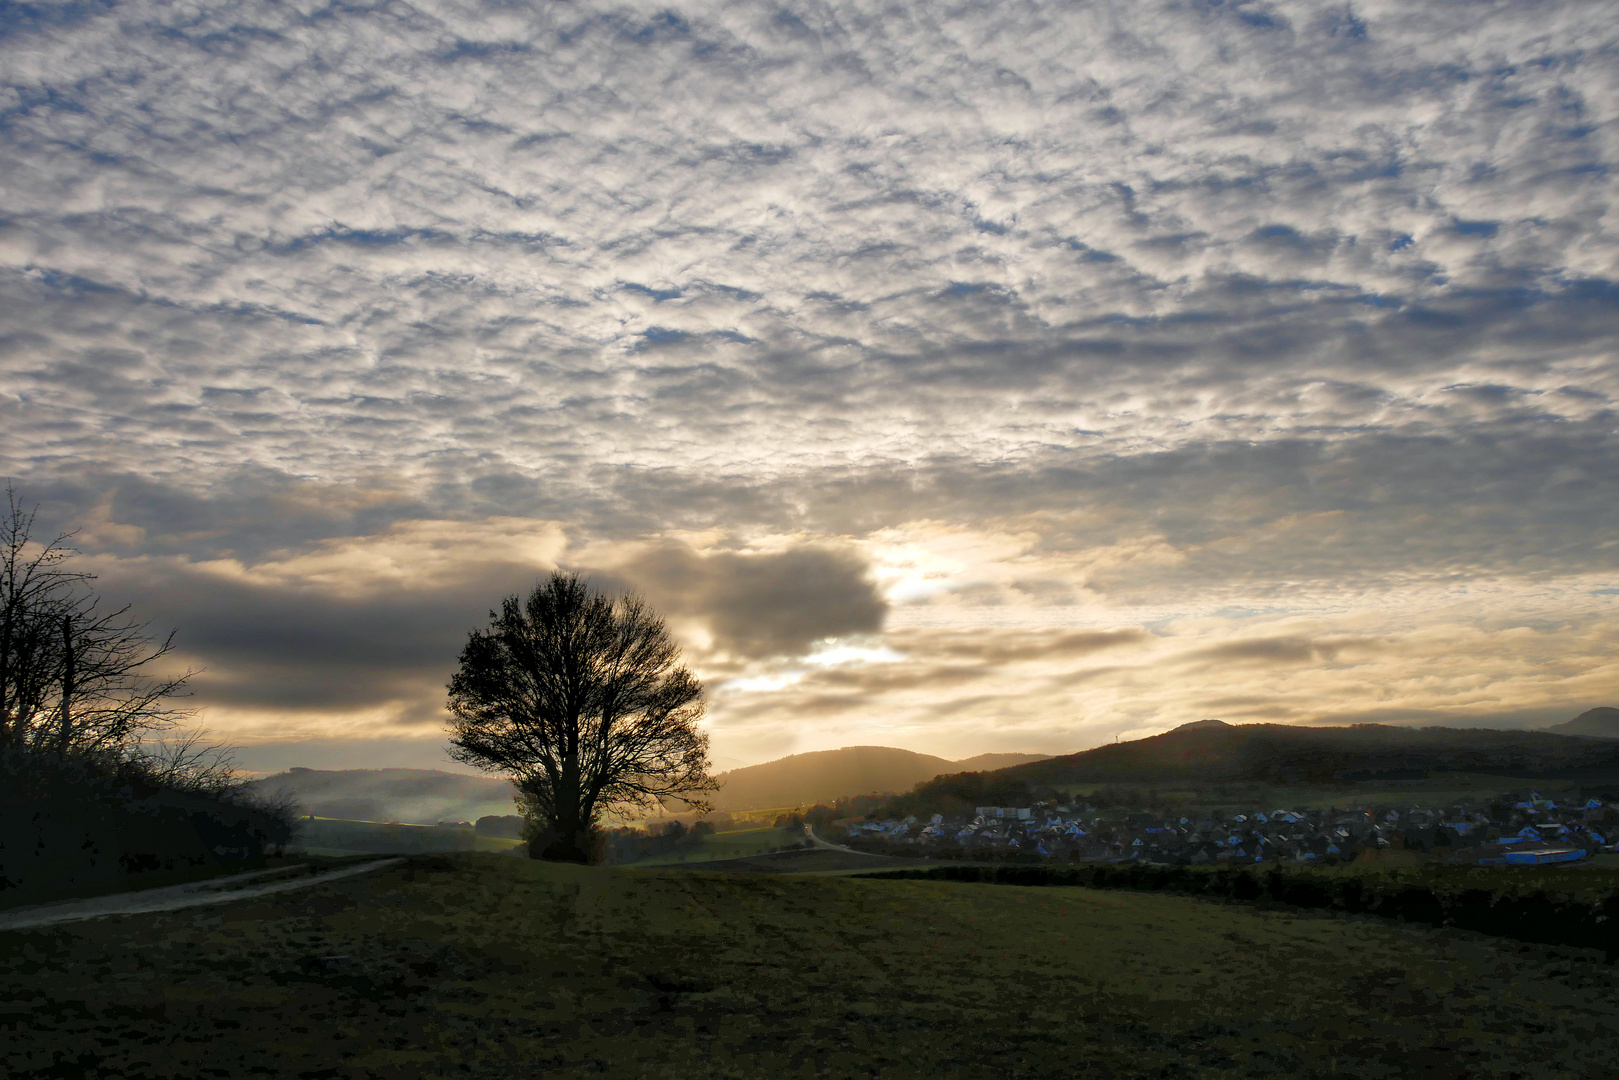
(712, 746, 1050, 810)
(247, 712, 1619, 823)
(1545, 707, 1619, 738)
(242, 750, 1053, 823)
(1171, 719, 1231, 733)
(982, 720, 1619, 789)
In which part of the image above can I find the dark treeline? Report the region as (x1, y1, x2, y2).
(874, 774, 1176, 820)
(0, 491, 298, 899)
(1, 743, 298, 897)
(859, 862, 1619, 961)
(603, 820, 717, 864)
(879, 773, 1043, 819)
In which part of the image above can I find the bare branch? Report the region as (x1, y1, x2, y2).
(133, 726, 241, 795)
(0, 485, 195, 758)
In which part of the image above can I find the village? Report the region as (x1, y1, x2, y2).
(840, 790, 1619, 867)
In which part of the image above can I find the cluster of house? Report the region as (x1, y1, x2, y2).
(842, 791, 1618, 866)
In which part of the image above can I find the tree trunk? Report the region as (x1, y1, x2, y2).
(539, 740, 592, 863)
(539, 793, 591, 863)
(538, 832, 591, 863)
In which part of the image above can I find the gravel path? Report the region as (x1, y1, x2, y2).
(0, 857, 405, 932)
(806, 827, 861, 854)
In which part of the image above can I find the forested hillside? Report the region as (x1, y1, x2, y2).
(710, 746, 1048, 809)
(991, 721, 1619, 788)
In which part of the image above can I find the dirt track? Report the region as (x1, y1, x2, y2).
(0, 857, 404, 932)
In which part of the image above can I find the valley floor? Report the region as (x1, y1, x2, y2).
(3, 853, 1617, 1079)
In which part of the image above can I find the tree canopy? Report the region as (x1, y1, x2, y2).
(446, 572, 715, 863)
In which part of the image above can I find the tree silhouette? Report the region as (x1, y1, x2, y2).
(0, 486, 192, 759)
(446, 572, 715, 863)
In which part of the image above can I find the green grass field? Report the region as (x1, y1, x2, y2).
(6, 852, 1619, 1078)
(625, 825, 802, 866)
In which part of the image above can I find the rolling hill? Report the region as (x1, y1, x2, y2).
(711, 746, 1049, 810)
(1545, 707, 1619, 738)
(243, 749, 1053, 823)
(983, 720, 1619, 789)
(952, 751, 1054, 772)
(242, 768, 519, 824)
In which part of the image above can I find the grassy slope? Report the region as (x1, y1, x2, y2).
(294, 817, 526, 856)
(712, 746, 957, 810)
(6, 853, 1619, 1079)
(625, 826, 801, 866)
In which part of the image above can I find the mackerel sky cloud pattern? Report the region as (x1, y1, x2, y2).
(2, 0, 1616, 770)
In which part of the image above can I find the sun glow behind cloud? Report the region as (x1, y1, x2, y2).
(696, 524, 1619, 766)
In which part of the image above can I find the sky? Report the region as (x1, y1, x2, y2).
(2, 0, 1617, 775)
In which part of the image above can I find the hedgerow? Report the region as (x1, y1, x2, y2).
(858, 861, 1619, 959)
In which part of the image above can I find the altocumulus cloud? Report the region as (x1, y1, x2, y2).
(1, 0, 1617, 770)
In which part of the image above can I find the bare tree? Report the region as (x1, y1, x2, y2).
(0, 486, 192, 758)
(131, 725, 241, 795)
(0, 490, 84, 746)
(0, 490, 303, 886)
(446, 571, 716, 863)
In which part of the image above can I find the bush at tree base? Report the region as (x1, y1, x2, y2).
(474, 814, 526, 840)
(0, 744, 299, 896)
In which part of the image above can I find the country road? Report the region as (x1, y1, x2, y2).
(805, 825, 862, 854)
(0, 858, 405, 933)
(0, 831, 903, 931)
